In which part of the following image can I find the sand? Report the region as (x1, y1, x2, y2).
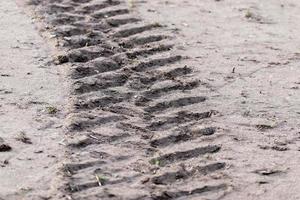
(1, 0, 300, 199)
(0, 1, 68, 199)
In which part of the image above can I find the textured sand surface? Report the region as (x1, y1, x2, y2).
(1, 0, 300, 199)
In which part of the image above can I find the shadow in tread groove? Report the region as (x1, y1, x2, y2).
(145, 96, 206, 114)
(150, 145, 221, 167)
(152, 162, 226, 185)
(150, 127, 216, 148)
(152, 184, 228, 200)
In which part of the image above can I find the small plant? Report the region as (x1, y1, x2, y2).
(149, 158, 161, 166)
(46, 106, 58, 114)
(95, 174, 108, 186)
(128, 0, 134, 8)
(245, 10, 253, 19)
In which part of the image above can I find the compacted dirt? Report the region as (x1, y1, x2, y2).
(1, 0, 300, 199)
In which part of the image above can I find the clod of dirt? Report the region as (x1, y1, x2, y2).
(1, 159, 9, 167)
(0, 143, 12, 152)
(272, 145, 289, 151)
(54, 55, 69, 64)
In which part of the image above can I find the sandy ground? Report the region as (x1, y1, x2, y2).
(136, 1, 300, 199)
(0, 1, 68, 199)
(1, 0, 300, 199)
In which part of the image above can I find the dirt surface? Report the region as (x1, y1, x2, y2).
(0, 1, 68, 199)
(1, 0, 300, 199)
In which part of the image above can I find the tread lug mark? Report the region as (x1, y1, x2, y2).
(73, 90, 134, 108)
(135, 80, 199, 105)
(106, 17, 141, 27)
(71, 58, 123, 79)
(150, 145, 221, 167)
(152, 184, 227, 200)
(152, 162, 225, 185)
(68, 182, 99, 193)
(92, 8, 129, 19)
(51, 13, 85, 25)
(67, 137, 94, 148)
(74, 96, 124, 110)
(190, 126, 216, 136)
(68, 174, 141, 193)
(71, 0, 92, 3)
(79, 0, 121, 14)
(127, 66, 193, 91)
(47, 4, 75, 14)
(132, 55, 182, 72)
(64, 160, 105, 174)
(72, 76, 128, 94)
(54, 25, 87, 37)
(62, 35, 104, 49)
(150, 127, 216, 148)
(102, 105, 145, 117)
(68, 115, 126, 131)
(126, 44, 173, 59)
(120, 35, 169, 48)
(116, 122, 149, 134)
(144, 96, 206, 114)
(87, 132, 131, 144)
(148, 111, 212, 131)
(163, 66, 193, 78)
(113, 23, 162, 38)
(66, 47, 116, 63)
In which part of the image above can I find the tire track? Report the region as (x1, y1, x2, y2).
(28, 0, 229, 199)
